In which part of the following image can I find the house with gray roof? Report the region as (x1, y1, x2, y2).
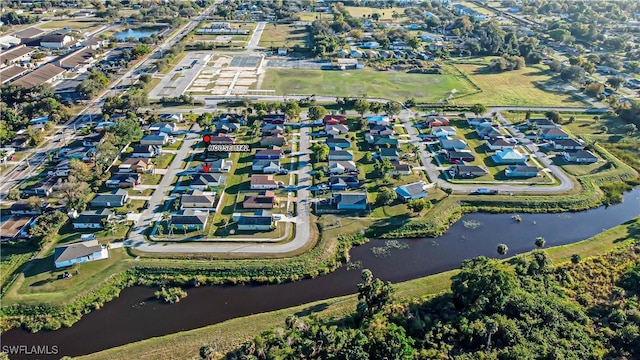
(73, 209, 114, 229)
(328, 149, 354, 161)
(440, 137, 467, 150)
(181, 190, 216, 211)
(236, 210, 273, 231)
(335, 192, 368, 210)
(395, 181, 429, 202)
(190, 173, 226, 190)
(505, 166, 540, 178)
(90, 189, 129, 208)
(54, 240, 108, 268)
(170, 210, 208, 230)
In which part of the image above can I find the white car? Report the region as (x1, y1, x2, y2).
(273, 215, 283, 221)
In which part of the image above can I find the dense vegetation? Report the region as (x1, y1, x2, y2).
(224, 242, 640, 359)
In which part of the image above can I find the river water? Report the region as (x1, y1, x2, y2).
(3, 189, 639, 359)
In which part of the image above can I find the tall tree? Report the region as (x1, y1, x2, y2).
(308, 105, 328, 121)
(354, 99, 370, 117)
(383, 102, 402, 118)
(471, 103, 487, 116)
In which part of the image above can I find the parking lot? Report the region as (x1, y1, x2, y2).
(148, 51, 212, 99)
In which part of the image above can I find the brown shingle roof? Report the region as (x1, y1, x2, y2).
(0, 65, 29, 83)
(12, 63, 65, 89)
(13, 27, 45, 39)
(0, 45, 35, 63)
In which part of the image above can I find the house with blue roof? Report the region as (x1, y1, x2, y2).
(491, 148, 527, 164)
(395, 181, 429, 202)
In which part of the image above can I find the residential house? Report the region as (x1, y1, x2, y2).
(336, 49, 349, 58)
(58, 147, 94, 162)
(202, 159, 233, 173)
(527, 118, 559, 129)
(366, 115, 391, 126)
(216, 122, 240, 134)
(505, 165, 540, 178)
(157, 114, 182, 126)
(0, 216, 36, 241)
(148, 122, 178, 134)
(379, 148, 400, 161)
(549, 139, 584, 150)
(335, 193, 368, 210)
(170, 210, 208, 230)
(260, 135, 286, 147)
(350, 49, 363, 58)
(250, 174, 278, 190)
(9, 201, 44, 215)
(105, 173, 141, 188)
(439, 137, 467, 150)
(263, 114, 286, 124)
(261, 123, 284, 135)
(243, 190, 276, 209)
(369, 125, 394, 136)
(391, 161, 412, 175)
(486, 137, 515, 150)
(237, 210, 273, 231)
(431, 126, 457, 137)
(323, 115, 347, 125)
(95, 121, 116, 132)
(181, 190, 216, 211)
(90, 189, 129, 208)
(326, 137, 351, 149)
(73, 209, 114, 229)
(53, 240, 109, 269)
(22, 177, 58, 197)
(0, 45, 34, 67)
(325, 124, 349, 136)
(425, 116, 450, 127)
(562, 150, 598, 163)
(328, 149, 354, 161)
(466, 117, 492, 127)
(140, 133, 169, 146)
(450, 165, 488, 179)
(252, 159, 281, 173)
(329, 160, 357, 175)
(329, 175, 359, 190)
(255, 149, 283, 160)
(208, 135, 235, 144)
(370, 136, 398, 147)
(541, 128, 570, 140)
(395, 181, 429, 202)
(476, 126, 501, 139)
(190, 173, 225, 190)
(446, 150, 476, 162)
(131, 144, 161, 158)
(491, 149, 527, 164)
(118, 158, 153, 173)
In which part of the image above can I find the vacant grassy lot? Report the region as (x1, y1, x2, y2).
(155, 153, 175, 169)
(1, 246, 36, 292)
(345, 6, 410, 21)
(258, 24, 309, 47)
(454, 63, 588, 107)
(262, 69, 474, 102)
(37, 18, 105, 33)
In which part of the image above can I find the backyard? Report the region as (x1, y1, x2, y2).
(261, 69, 474, 102)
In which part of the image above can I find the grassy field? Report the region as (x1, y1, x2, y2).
(79, 217, 640, 360)
(344, 6, 410, 21)
(261, 69, 474, 102)
(453, 63, 588, 107)
(37, 18, 105, 33)
(1, 246, 37, 293)
(3, 249, 130, 306)
(155, 153, 175, 169)
(258, 24, 309, 47)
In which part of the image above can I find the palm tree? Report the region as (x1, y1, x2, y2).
(169, 224, 176, 235)
(497, 244, 508, 256)
(486, 319, 498, 349)
(157, 224, 164, 236)
(535, 237, 545, 248)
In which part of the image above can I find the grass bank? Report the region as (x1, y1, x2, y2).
(77, 217, 640, 360)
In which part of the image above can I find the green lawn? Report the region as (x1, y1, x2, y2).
(141, 173, 162, 185)
(258, 24, 309, 47)
(5, 249, 131, 306)
(154, 153, 175, 169)
(453, 63, 588, 107)
(1, 246, 37, 292)
(261, 69, 474, 102)
(344, 6, 410, 21)
(37, 18, 105, 32)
